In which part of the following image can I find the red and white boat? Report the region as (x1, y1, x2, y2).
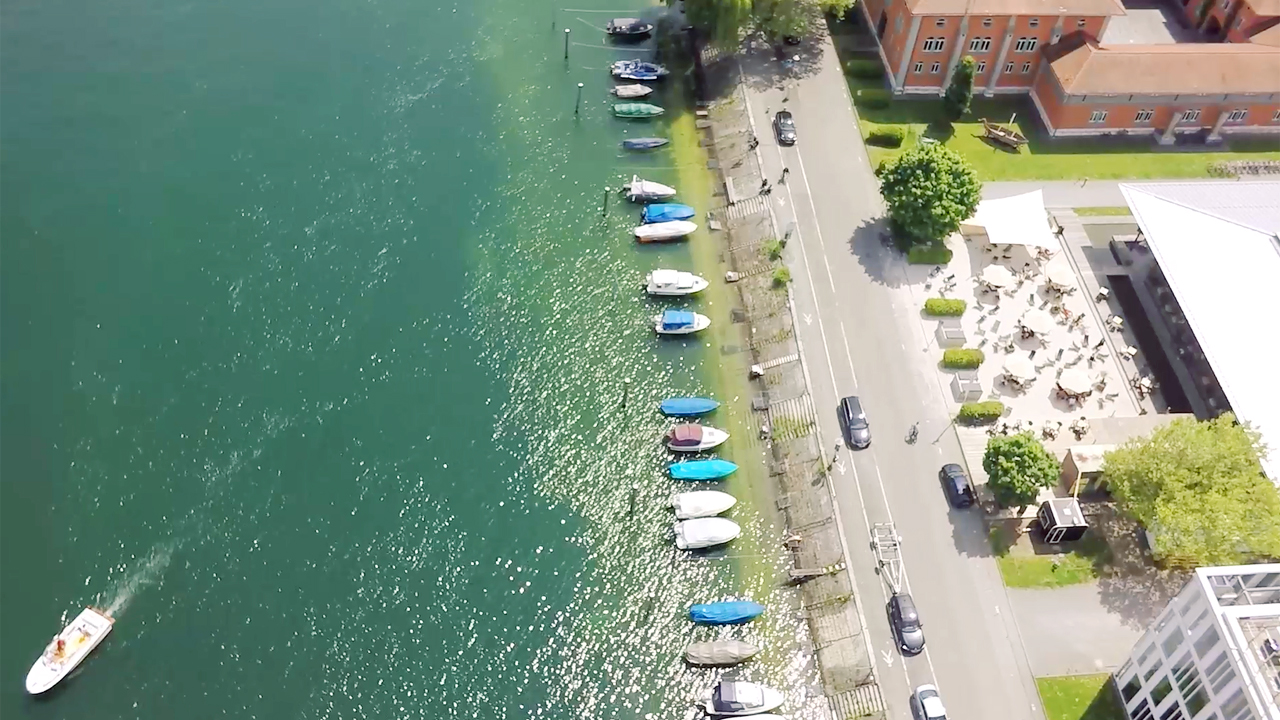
(665, 424, 729, 452)
(26, 607, 114, 695)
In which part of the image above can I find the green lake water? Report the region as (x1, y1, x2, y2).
(0, 0, 822, 717)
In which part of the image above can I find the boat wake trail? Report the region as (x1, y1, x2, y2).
(99, 543, 175, 617)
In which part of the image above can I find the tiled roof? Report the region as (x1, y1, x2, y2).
(1248, 18, 1280, 46)
(1045, 35, 1280, 95)
(904, 0, 1125, 17)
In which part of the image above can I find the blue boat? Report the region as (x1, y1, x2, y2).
(669, 459, 738, 481)
(689, 601, 765, 625)
(622, 137, 670, 151)
(642, 203, 696, 224)
(660, 396, 719, 416)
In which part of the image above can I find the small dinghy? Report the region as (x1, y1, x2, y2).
(26, 607, 114, 695)
(606, 17, 654, 36)
(674, 517, 741, 549)
(611, 60, 668, 81)
(647, 269, 709, 297)
(685, 639, 762, 666)
(700, 681, 785, 717)
(622, 175, 676, 202)
(642, 203, 695, 223)
(659, 396, 719, 416)
(635, 220, 696, 242)
(612, 84, 654, 99)
(669, 459, 738, 480)
(672, 490, 737, 519)
(623, 137, 669, 151)
(666, 422, 727, 450)
(614, 102, 664, 118)
(689, 600, 766, 625)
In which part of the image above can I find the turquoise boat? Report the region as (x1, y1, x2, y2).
(669, 459, 737, 481)
(613, 103, 664, 118)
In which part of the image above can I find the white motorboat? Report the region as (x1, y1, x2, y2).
(622, 175, 677, 202)
(655, 310, 711, 335)
(26, 607, 114, 695)
(699, 680, 785, 716)
(666, 423, 728, 451)
(672, 490, 737, 519)
(634, 220, 696, 242)
(647, 269, 708, 296)
(611, 84, 653, 98)
(674, 517, 741, 550)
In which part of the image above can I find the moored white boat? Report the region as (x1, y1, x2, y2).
(655, 310, 711, 335)
(665, 423, 729, 451)
(611, 84, 653, 98)
(622, 175, 676, 202)
(699, 681, 785, 716)
(634, 220, 696, 242)
(25, 607, 114, 695)
(646, 269, 708, 296)
(672, 490, 737, 519)
(674, 517, 741, 549)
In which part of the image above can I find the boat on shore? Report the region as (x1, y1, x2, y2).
(642, 203, 694, 223)
(622, 137, 669, 151)
(647, 269, 708, 297)
(665, 423, 727, 450)
(611, 60, 668, 81)
(669, 459, 738, 480)
(672, 490, 736, 519)
(684, 639, 761, 666)
(611, 84, 654, 99)
(689, 600, 765, 625)
(674, 517, 741, 549)
(25, 607, 115, 695)
(659, 396, 719, 416)
(635, 220, 696, 242)
(622, 175, 676, 202)
(606, 17, 654, 36)
(655, 310, 710, 336)
(699, 681, 785, 717)
(613, 102, 664, 118)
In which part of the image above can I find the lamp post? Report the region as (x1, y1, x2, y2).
(564, 28, 571, 60)
(574, 82, 584, 115)
(602, 187, 610, 217)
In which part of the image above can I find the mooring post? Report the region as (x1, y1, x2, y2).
(574, 82, 584, 115)
(564, 28, 571, 60)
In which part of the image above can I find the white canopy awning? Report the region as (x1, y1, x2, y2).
(1020, 309, 1055, 336)
(962, 190, 1060, 250)
(1058, 369, 1093, 396)
(1003, 354, 1035, 381)
(980, 264, 1017, 288)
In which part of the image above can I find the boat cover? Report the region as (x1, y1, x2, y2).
(614, 103, 664, 117)
(643, 203, 695, 223)
(689, 600, 765, 624)
(684, 639, 761, 666)
(668, 423, 704, 445)
(661, 311, 696, 331)
(674, 517, 740, 548)
(669, 459, 738, 480)
(660, 397, 719, 416)
(673, 490, 736, 519)
(623, 137, 668, 150)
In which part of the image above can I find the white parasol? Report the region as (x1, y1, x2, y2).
(1058, 368, 1093, 396)
(1045, 264, 1075, 288)
(1003, 354, 1036, 381)
(1020, 309, 1055, 336)
(980, 264, 1016, 288)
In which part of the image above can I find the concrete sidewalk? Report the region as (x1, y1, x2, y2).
(983, 178, 1256, 209)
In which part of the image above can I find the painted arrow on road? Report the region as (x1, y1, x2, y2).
(880, 650, 894, 668)
(803, 313, 812, 325)
(834, 461, 845, 475)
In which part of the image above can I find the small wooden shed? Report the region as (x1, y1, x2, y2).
(1037, 497, 1088, 544)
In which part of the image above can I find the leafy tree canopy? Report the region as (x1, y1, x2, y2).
(876, 143, 981, 244)
(683, 0, 853, 48)
(983, 432, 1059, 508)
(1104, 414, 1280, 568)
(943, 55, 977, 120)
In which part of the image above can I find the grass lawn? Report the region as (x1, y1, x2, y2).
(1074, 207, 1132, 216)
(1037, 674, 1125, 720)
(989, 525, 1114, 588)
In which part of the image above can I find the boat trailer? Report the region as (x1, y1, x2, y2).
(872, 523, 903, 594)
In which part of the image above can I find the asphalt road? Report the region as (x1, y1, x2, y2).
(737, 43, 1045, 720)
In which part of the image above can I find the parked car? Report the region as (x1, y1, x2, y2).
(938, 463, 975, 508)
(911, 684, 948, 720)
(839, 396, 871, 448)
(773, 110, 797, 146)
(888, 592, 925, 656)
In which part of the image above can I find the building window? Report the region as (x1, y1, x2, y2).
(1135, 109, 1154, 123)
(983, 17, 993, 26)
(970, 37, 992, 52)
(1150, 675, 1173, 706)
(1193, 625, 1220, 657)
(1131, 700, 1154, 720)
(936, 17, 946, 26)
(1159, 705, 1185, 720)
(1181, 109, 1201, 123)
(922, 37, 946, 52)
(1088, 110, 1107, 123)
(1077, 18, 1087, 26)
(1015, 37, 1038, 52)
(1226, 108, 1247, 122)
(929, 62, 941, 73)
(1161, 627, 1185, 657)
(976, 60, 987, 73)
(1121, 674, 1142, 702)
(914, 61, 924, 73)
(1021, 61, 1032, 73)
(1004, 61, 1015, 73)
(1029, 17, 1040, 27)
(1220, 689, 1250, 720)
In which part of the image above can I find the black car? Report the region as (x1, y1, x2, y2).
(839, 396, 870, 449)
(939, 463, 975, 508)
(888, 592, 925, 656)
(773, 110, 797, 146)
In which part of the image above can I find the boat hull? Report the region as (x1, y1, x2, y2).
(700, 683, 785, 716)
(672, 490, 737, 519)
(646, 272, 708, 296)
(674, 517, 741, 549)
(665, 424, 727, 449)
(642, 203, 695, 223)
(654, 313, 711, 336)
(684, 639, 762, 666)
(659, 397, 720, 416)
(634, 220, 696, 241)
(613, 103, 664, 118)
(26, 608, 114, 695)
(689, 600, 766, 625)
(668, 459, 738, 480)
(612, 84, 654, 99)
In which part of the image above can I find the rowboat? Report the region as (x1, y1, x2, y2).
(622, 137, 669, 151)
(646, 269, 709, 297)
(611, 60, 668, 81)
(674, 517, 741, 549)
(668, 459, 738, 480)
(606, 18, 654, 36)
(26, 607, 115, 695)
(684, 639, 761, 666)
(641, 203, 694, 223)
(700, 681, 785, 717)
(688, 600, 765, 625)
(613, 103, 664, 118)
(659, 396, 718, 416)
(665, 423, 728, 450)
(634, 220, 696, 242)
(672, 490, 736, 519)
(611, 84, 654, 99)
(621, 175, 676, 202)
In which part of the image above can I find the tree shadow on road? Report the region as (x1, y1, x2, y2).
(1090, 505, 1190, 630)
(847, 218, 913, 289)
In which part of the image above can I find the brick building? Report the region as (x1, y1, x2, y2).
(859, 0, 1280, 139)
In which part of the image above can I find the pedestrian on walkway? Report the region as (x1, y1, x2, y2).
(780, 167, 789, 183)
(760, 178, 768, 190)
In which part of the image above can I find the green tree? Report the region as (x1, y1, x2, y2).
(684, 0, 753, 48)
(754, 0, 808, 41)
(983, 433, 1059, 509)
(876, 143, 981, 245)
(1104, 414, 1280, 568)
(943, 55, 977, 120)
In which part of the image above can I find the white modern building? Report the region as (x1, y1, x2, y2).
(1115, 565, 1280, 720)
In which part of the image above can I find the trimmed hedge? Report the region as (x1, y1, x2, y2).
(924, 298, 967, 316)
(854, 89, 891, 110)
(844, 59, 885, 80)
(958, 401, 1005, 424)
(907, 244, 954, 265)
(942, 347, 985, 369)
(866, 127, 905, 148)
